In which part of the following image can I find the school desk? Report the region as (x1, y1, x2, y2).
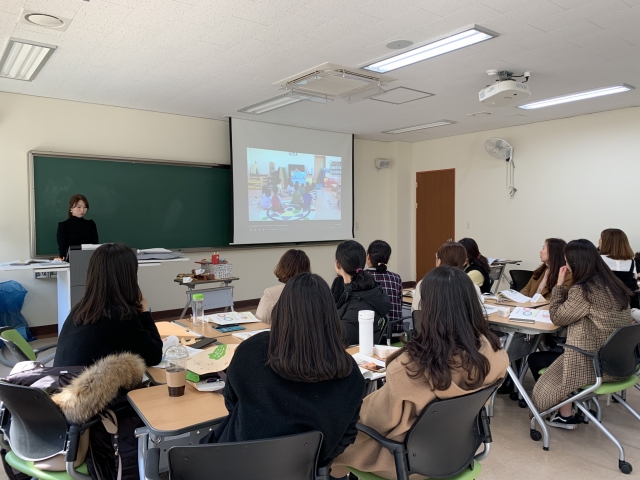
(174, 277, 240, 319)
(487, 310, 560, 452)
(484, 296, 551, 309)
(133, 343, 373, 476)
(170, 319, 271, 339)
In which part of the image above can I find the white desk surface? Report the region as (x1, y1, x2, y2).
(0, 258, 189, 272)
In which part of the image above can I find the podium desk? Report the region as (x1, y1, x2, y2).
(173, 277, 239, 320)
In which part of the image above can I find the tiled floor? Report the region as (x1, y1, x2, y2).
(0, 339, 639, 479)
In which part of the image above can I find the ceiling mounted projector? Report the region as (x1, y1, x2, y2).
(479, 70, 531, 107)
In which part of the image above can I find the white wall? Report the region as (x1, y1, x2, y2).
(410, 106, 640, 281)
(0, 92, 396, 327)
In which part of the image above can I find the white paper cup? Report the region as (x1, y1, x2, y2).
(358, 310, 375, 356)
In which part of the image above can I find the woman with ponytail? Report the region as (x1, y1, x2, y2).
(365, 240, 402, 324)
(332, 240, 391, 346)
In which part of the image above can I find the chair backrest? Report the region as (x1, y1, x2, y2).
(166, 431, 323, 480)
(411, 310, 422, 336)
(598, 324, 640, 378)
(509, 270, 534, 292)
(0, 328, 36, 361)
(0, 382, 68, 461)
(405, 380, 502, 478)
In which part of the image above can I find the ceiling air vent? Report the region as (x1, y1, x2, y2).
(274, 63, 396, 99)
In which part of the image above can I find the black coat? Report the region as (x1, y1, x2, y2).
(56, 216, 99, 259)
(54, 311, 163, 368)
(207, 332, 365, 467)
(465, 261, 492, 294)
(332, 278, 391, 346)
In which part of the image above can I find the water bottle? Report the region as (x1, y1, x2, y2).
(358, 310, 375, 355)
(191, 293, 205, 326)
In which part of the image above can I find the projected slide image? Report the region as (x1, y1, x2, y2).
(247, 148, 342, 222)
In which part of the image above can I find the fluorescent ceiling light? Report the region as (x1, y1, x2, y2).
(238, 91, 331, 114)
(0, 38, 56, 81)
(364, 27, 497, 73)
(238, 93, 302, 114)
(519, 84, 634, 110)
(382, 120, 456, 134)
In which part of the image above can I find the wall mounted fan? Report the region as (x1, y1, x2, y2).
(485, 137, 516, 198)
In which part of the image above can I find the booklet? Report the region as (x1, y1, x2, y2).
(352, 353, 387, 380)
(205, 311, 260, 325)
(498, 289, 532, 303)
(509, 307, 553, 324)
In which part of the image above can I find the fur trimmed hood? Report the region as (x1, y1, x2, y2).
(51, 353, 146, 424)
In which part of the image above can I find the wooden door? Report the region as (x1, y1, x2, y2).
(416, 169, 455, 281)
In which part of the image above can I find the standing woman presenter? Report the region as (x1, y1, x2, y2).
(56, 194, 99, 260)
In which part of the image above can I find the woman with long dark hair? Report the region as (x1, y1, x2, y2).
(332, 266, 508, 479)
(521, 238, 572, 299)
(205, 273, 365, 468)
(54, 242, 163, 367)
(331, 240, 390, 345)
(532, 239, 633, 429)
(459, 237, 492, 293)
(255, 249, 311, 323)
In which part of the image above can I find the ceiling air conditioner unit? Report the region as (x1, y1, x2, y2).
(274, 63, 396, 101)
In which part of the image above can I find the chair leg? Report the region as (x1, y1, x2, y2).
(487, 390, 497, 417)
(592, 397, 602, 422)
(575, 402, 626, 462)
(611, 393, 640, 422)
(621, 390, 627, 402)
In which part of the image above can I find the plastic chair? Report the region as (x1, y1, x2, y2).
(0, 326, 57, 367)
(145, 431, 331, 480)
(346, 380, 503, 480)
(0, 382, 97, 480)
(382, 315, 412, 346)
(509, 270, 534, 292)
(530, 324, 640, 474)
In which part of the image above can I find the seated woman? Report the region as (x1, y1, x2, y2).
(412, 241, 470, 311)
(365, 240, 402, 324)
(332, 266, 508, 479)
(331, 240, 390, 345)
(599, 228, 638, 309)
(521, 238, 572, 299)
(459, 237, 492, 294)
(255, 249, 311, 323)
(54, 242, 163, 368)
(532, 239, 633, 430)
(204, 273, 365, 468)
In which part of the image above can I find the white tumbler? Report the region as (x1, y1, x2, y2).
(358, 310, 375, 356)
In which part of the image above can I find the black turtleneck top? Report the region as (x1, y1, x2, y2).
(56, 216, 99, 259)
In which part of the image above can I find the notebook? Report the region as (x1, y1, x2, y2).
(509, 307, 553, 324)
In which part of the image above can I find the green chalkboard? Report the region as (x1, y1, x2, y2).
(32, 154, 232, 256)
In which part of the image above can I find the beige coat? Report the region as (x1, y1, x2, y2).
(333, 337, 509, 479)
(520, 268, 573, 299)
(255, 283, 285, 324)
